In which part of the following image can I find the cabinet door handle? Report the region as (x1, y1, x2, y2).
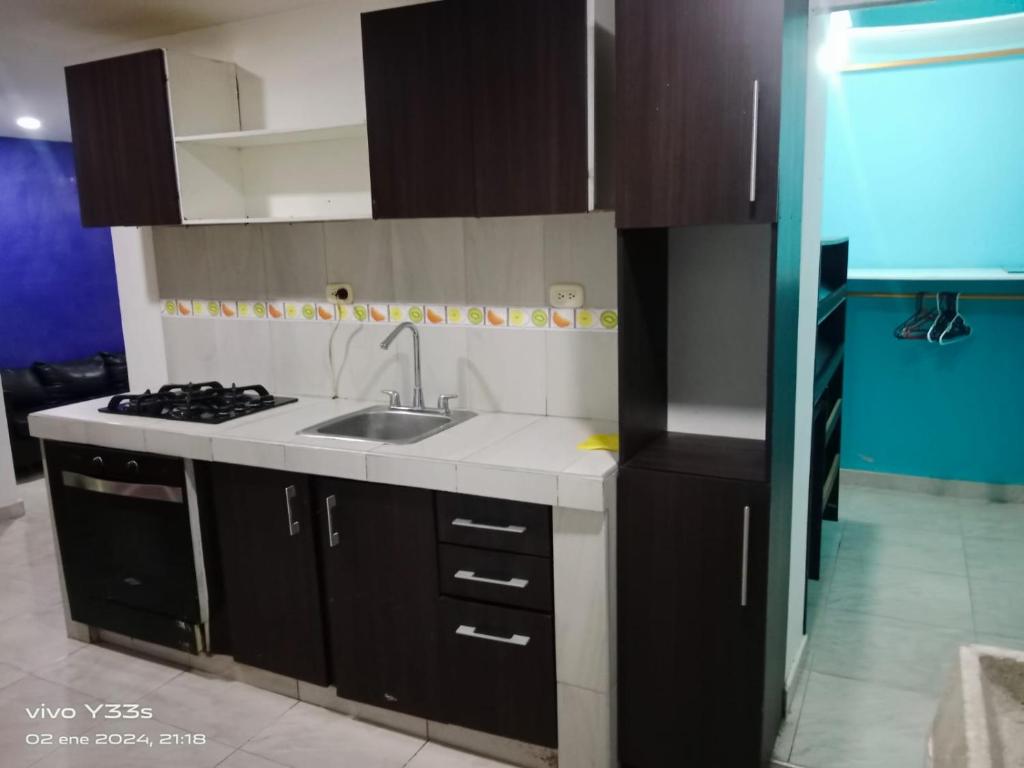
(740, 505, 751, 607)
(284, 485, 300, 537)
(749, 79, 760, 203)
(451, 517, 526, 535)
(454, 570, 529, 589)
(455, 624, 530, 647)
(325, 494, 339, 548)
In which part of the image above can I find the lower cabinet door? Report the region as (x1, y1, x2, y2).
(439, 597, 557, 748)
(314, 478, 441, 719)
(617, 466, 769, 767)
(211, 463, 328, 684)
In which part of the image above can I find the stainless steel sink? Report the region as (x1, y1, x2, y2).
(299, 405, 475, 445)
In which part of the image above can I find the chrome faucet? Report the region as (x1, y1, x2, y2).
(380, 321, 425, 410)
(379, 322, 459, 414)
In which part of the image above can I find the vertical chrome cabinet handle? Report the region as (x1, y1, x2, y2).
(749, 79, 760, 203)
(325, 494, 340, 548)
(284, 485, 300, 537)
(740, 505, 751, 607)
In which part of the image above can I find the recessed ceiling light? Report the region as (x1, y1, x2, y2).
(16, 116, 42, 130)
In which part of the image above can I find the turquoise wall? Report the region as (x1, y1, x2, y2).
(822, 58, 1024, 484)
(854, 1, 1024, 27)
(822, 57, 1024, 270)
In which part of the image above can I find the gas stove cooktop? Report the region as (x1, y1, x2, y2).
(99, 381, 298, 424)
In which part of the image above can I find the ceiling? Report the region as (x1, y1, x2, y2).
(0, 0, 329, 141)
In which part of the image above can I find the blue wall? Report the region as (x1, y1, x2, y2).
(0, 138, 123, 368)
(822, 58, 1024, 484)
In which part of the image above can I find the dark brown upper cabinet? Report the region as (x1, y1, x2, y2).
(361, 1, 477, 219)
(468, 0, 588, 216)
(65, 50, 182, 227)
(362, 0, 591, 219)
(615, 0, 784, 228)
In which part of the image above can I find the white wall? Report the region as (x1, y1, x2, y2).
(110, 228, 169, 391)
(785, 11, 831, 681)
(0, 388, 24, 519)
(666, 225, 772, 440)
(85, 0, 414, 131)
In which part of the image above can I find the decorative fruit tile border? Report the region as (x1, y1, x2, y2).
(161, 300, 618, 331)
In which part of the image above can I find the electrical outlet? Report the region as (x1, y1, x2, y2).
(549, 283, 584, 309)
(325, 283, 353, 304)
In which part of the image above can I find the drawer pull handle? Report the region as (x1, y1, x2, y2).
(451, 517, 526, 535)
(284, 485, 300, 537)
(456, 624, 530, 647)
(454, 570, 529, 589)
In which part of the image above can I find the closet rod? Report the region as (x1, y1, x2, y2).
(848, 292, 1024, 302)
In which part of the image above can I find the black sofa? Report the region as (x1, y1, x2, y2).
(2, 353, 128, 476)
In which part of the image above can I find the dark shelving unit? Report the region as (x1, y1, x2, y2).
(807, 238, 848, 584)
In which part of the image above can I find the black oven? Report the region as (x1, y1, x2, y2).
(46, 441, 203, 653)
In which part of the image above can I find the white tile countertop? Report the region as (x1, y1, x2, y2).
(28, 397, 617, 512)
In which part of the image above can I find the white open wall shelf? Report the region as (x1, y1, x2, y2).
(166, 51, 372, 225)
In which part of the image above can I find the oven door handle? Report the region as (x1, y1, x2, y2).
(61, 471, 184, 504)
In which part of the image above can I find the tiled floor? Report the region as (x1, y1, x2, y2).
(774, 483, 1024, 768)
(0, 478, 517, 768)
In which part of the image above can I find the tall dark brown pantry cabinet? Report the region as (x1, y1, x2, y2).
(615, 1, 809, 766)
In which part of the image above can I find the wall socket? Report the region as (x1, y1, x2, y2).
(549, 283, 584, 308)
(325, 283, 353, 304)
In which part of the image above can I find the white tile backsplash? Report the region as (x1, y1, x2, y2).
(546, 330, 618, 420)
(214, 317, 273, 385)
(268, 320, 334, 396)
(465, 216, 546, 306)
(324, 219, 393, 301)
(543, 212, 617, 308)
(465, 329, 547, 415)
(329, 322, 403, 400)
(150, 213, 617, 417)
(262, 222, 327, 298)
(391, 218, 466, 304)
(163, 317, 218, 382)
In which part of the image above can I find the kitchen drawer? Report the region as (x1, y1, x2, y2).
(439, 544, 552, 613)
(439, 597, 557, 748)
(45, 441, 184, 487)
(437, 493, 551, 557)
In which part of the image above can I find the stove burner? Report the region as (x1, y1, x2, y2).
(101, 381, 297, 424)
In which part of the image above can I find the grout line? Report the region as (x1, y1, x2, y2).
(402, 740, 430, 767)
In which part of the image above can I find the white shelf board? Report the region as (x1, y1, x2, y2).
(174, 124, 367, 148)
(848, 268, 1024, 282)
(182, 214, 371, 225)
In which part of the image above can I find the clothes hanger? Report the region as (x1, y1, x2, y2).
(927, 292, 952, 342)
(938, 292, 972, 345)
(894, 292, 937, 340)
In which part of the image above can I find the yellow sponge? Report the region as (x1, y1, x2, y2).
(576, 434, 620, 452)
